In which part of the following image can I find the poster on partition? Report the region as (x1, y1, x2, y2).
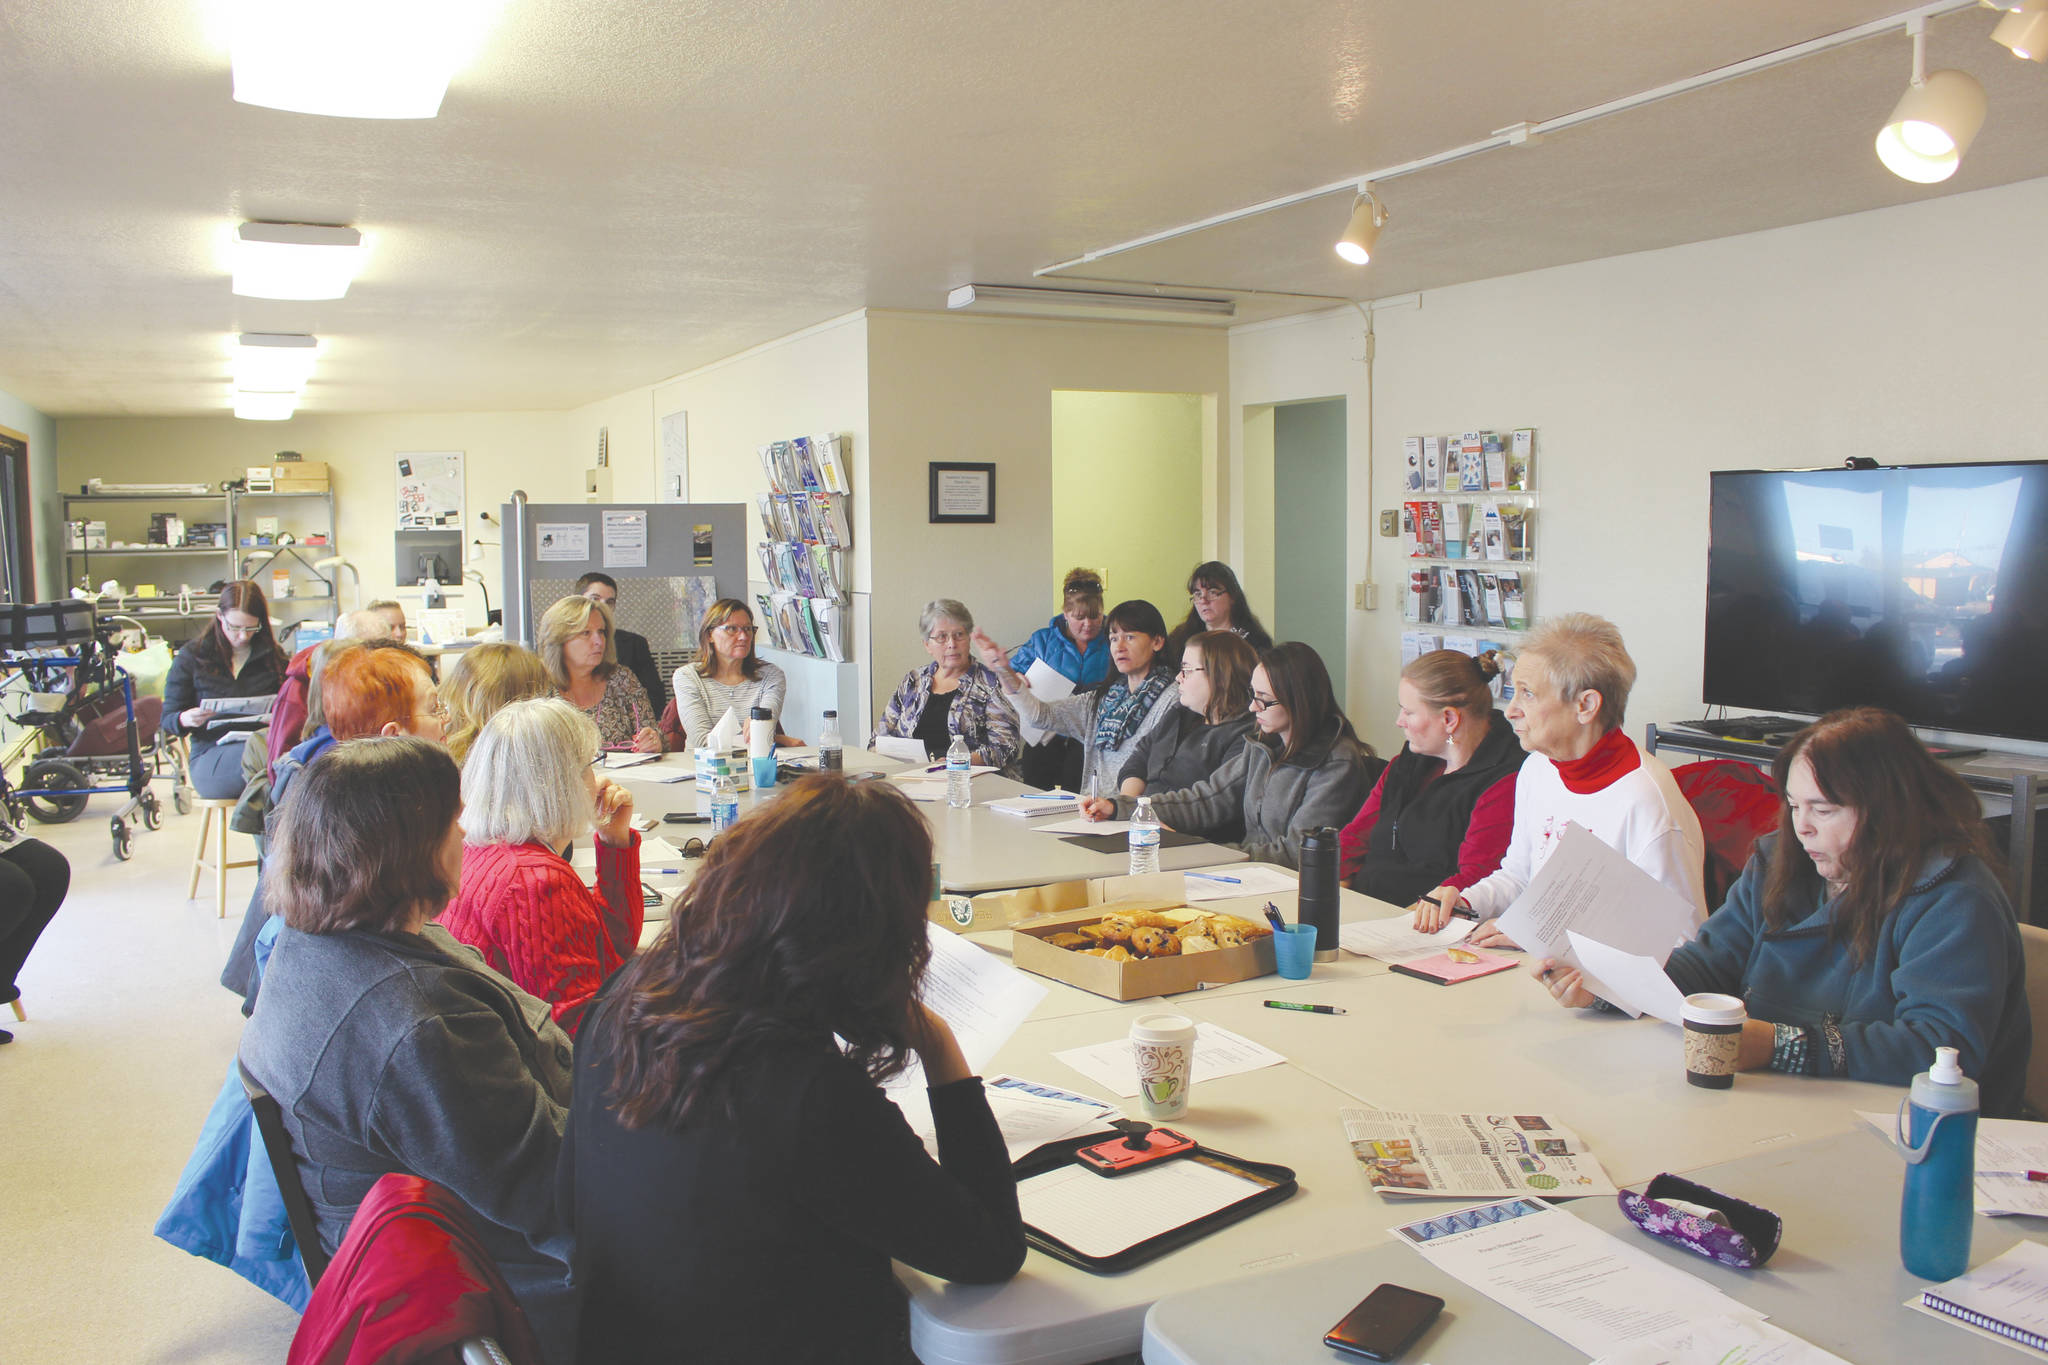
(397, 451, 464, 528)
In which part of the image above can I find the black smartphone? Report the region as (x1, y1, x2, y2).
(1322, 1283, 1444, 1361)
(663, 812, 708, 824)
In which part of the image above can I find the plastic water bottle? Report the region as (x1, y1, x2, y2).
(819, 710, 843, 772)
(1129, 796, 1161, 875)
(1895, 1046, 1978, 1280)
(946, 734, 972, 809)
(710, 773, 740, 836)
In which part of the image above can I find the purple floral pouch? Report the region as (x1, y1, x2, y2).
(1617, 1173, 1782, 1269)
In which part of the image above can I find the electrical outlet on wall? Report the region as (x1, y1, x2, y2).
(1379, 510, 1399, 537)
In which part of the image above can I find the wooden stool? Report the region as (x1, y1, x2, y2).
(7, 997, 22, 1022)
(189, 798, 257, 918)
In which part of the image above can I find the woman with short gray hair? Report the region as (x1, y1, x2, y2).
(440, 697, 643, 1036)
(872, 599, 1021, 768)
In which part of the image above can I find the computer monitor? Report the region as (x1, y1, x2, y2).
(395, 529, 464, 586)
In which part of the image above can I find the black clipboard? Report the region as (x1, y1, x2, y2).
(1013, 1131, 1297, 1273)
(1057, 829, 1207, 855)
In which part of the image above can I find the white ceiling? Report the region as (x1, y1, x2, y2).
(0, 1, 2041, 418)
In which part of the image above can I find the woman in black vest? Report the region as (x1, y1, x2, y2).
(1340, 649, 1524, 911)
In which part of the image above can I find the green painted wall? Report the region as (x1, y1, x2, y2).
(1051, 390, 1205, 624)
(1273, 398, 1348, 697)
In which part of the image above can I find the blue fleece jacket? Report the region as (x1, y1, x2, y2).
(1664, 835, 2030, 1116)
(1007, 615, 1110, 688)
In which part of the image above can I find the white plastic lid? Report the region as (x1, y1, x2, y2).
(1929, 1046, 1964, 1085)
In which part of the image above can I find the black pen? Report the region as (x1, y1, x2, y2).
(1262, 903, 1288, 934)
(1264, 1000, 1347, 1016)
(1419, 892, 1478, 921)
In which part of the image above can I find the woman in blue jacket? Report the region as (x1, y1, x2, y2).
(1007, 568, 1110, 789)
(1535, 707, 2030, 1116)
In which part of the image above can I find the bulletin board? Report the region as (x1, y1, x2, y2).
(397, 451, 464, 528)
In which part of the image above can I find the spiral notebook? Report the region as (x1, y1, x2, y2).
(1912, 1241, 2048, 1355)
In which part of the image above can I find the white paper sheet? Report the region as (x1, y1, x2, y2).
(597, 750, 662, 769)
(1339, 914, 1474, 963)
(1567, 931, 1689, 1024)
(892, 1073, 1120, 1162)
(1395, 1198, 1764, 1357)
(572, 836, 688, 869)
(1182, 864, 1299, 902)
(1858, 1111, 2048, 1217)
(1018, 658, 1076, 746)
(606, 759, 694, 784)
(1592, 1315, 1852, 1365)
(913, 922, 1048, 1075)
(1496, 823, 1699, 966)
(1017, 1159, 1270, 1259)
(1036, 816, 1133, 835)
(1909, 1240, 2048, 1348)
(873, 735, 931, 765)
(1052, 1022, 1285, 1098)
(895, 778, 951, 803)
(989, 792, 1082, 818)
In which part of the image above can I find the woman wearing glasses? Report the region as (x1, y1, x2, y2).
(1165, 561, 1272, 662)
(1080, 630, 1259, 839)
(974, 599, 1181, 796)
(440, 697, 642, 1038)
(163, 581, 290, 799)
(1098, 642, 1377, 870)
(539, 594, 664, 754)
(666, 598, 796, 752)
(873, 600, 1021, 767)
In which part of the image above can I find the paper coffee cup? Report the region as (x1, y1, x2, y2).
(1682, 993, 1746, 1089)
(1130, 1012, 1198, 1120)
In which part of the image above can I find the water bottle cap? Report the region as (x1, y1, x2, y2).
(1929, 1047, 1965, 1085)
(823, 710, 837, 718)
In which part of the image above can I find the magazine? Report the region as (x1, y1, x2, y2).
(1342, 1109, 1617, 1198)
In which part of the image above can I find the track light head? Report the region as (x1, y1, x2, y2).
(1334, 188, 1386, 265)
(1875, 23, 1987, 184)
(1992, 1, 2048, 60)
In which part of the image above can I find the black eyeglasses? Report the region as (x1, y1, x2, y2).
(1249, 693, 1281, 712)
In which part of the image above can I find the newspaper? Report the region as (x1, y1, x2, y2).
(1341, 1108, 1616, 1198)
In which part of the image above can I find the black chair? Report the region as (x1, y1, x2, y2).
(237, 1056, 332, 1288)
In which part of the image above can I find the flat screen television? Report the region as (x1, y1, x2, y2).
(1705, 460, 2048, 745)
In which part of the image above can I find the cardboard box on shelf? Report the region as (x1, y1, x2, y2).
(270, 460, 327, 480)
(271, 478, 330, 494)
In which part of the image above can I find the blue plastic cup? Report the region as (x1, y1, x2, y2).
(751, 754, 777, 789)
(1273, 923, 1318, 980)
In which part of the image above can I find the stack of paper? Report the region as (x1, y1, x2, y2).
(1182, 864, 1298, 902)
(1052, 1023, 1285, 1098)
(1858, 1111, 2048, 1217)
(989, 792, 1081, 818)
(1340, 915, 1474, 964)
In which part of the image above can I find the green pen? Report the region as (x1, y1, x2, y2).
(1263, 1000, 1347, 1016)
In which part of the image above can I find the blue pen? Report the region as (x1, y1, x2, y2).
(1186, 872, 1242, 884)
(643, 868, 690, 876)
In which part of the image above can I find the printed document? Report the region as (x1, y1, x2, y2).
(1019, 1158, 1270, 1259)
(1341, 914, 1475, 964)
(1053, 1022, 1285, 1098)
(1496, 823, 1698, 965)
(1017, 659, 1075, 746)
(894, 1073, 1119, 1162)
(1395, 1198, 1763, 1356)
(572, 836, 688, 868)
(1859, 1111, 2048, 1217)
(1593, 1315, 1850, 1365)
(872, 735, 932, 765)
(1342, 1109, 1616, 1198)
(1181, 864, 1299, 902)
(1567, 931, 1688, 1024)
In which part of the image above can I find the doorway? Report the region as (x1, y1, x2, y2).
(1272, 399, 1348, 698)
(1050, 391, 1206, 620)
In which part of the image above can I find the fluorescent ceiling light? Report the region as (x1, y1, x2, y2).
(233, 333, 319, 392)
(233, 222, 367, 300)
(1875, 21, 1987, 184)
(1334, 188, 1387, 265)
(229, 0, 495, 119)
(946, 284, 1235, 325)
(1992, 1, 2048, 60)
(233, 391, 298, 421)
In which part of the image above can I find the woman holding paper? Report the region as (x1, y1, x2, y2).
(664, 597, 796, 751)
(1535, 708, 2030, 1115)
(1008, 567, 1112, 789)
(539, 594, 664, 753)
(440, 698, 642, 1038)
(1342, 648, 1523, 906)
(973, 598, 1181, 796)
(561, 775, 1026, 1361)
(873, 599, 1021, 766)
(163, 580, 290, 799)
(1417, 613, 1706, 940)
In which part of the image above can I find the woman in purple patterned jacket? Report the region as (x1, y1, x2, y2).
(873, 600, 1021, 769)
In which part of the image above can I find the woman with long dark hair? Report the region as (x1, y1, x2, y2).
(1164, 561, 1272, 660)
(562, 776, 1025, 1362)
(1534, 708, 2031, 1115)
(162, 581, 289, 799)
(1079, 629, 1258, 837)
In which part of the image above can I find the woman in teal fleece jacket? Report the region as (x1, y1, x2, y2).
(1536, 707, 2030, 1116)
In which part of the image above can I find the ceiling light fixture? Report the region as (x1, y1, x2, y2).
(1991, 0, 2048, 60)
(1333, 186, 1387, 265)
(229, 0, 496, 119)
(232, 390, 298, 422)
(232, 333, 319, 392)
(232, 222, 367, 300)
(945, 284, 1236, 324)
(1875, 16, 1988, 183)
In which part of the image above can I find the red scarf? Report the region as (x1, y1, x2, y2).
(1554, 726, 1640, 795)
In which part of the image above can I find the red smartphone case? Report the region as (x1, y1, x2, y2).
(1075, 1126, 1197, 1175)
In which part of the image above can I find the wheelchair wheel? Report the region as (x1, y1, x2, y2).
(111, 816, 132, 861)
(140, 789, 163, 830)
(22, 758, 90, 824)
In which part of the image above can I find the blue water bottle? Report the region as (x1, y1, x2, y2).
(1894, 1045, 1977, 1280)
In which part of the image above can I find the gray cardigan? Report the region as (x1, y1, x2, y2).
(239, 921, 575, 1325)
(1012, 676, 1181, 795)
(1122, 719, 1377, 869)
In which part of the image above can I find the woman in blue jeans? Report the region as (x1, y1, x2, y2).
(162, 581, 288, 799)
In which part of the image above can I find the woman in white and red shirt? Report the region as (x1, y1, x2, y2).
(1413, 613, 1707, 943)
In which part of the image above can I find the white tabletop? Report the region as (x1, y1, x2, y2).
(1143, 1126, 2044, 1364)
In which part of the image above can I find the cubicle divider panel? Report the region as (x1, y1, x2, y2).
(503, 503, 745, 661)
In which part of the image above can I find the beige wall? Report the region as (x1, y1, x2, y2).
(1231, 174, 2048, 757)
(56, 411, 582, 634)
(1051, 390, 1206, 625)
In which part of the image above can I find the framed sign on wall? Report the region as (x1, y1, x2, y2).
(929, 461, 995, 524)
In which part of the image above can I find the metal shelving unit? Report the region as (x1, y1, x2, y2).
(232, 490, 339, 647)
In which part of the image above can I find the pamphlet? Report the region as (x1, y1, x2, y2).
(1423, 435, 1444, 493)
(1017, 658, 1076, 746)
(1342, 1109, 1617, 1198)
(1509, 429, 1535, 490)
(1460, 433, 1487, 490)
(1404, 436, 1424, 491)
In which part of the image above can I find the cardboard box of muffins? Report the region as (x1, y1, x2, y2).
(1009, 893, 1277, 1001)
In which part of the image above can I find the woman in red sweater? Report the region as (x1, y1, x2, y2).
(439, 696, 642, 1035)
